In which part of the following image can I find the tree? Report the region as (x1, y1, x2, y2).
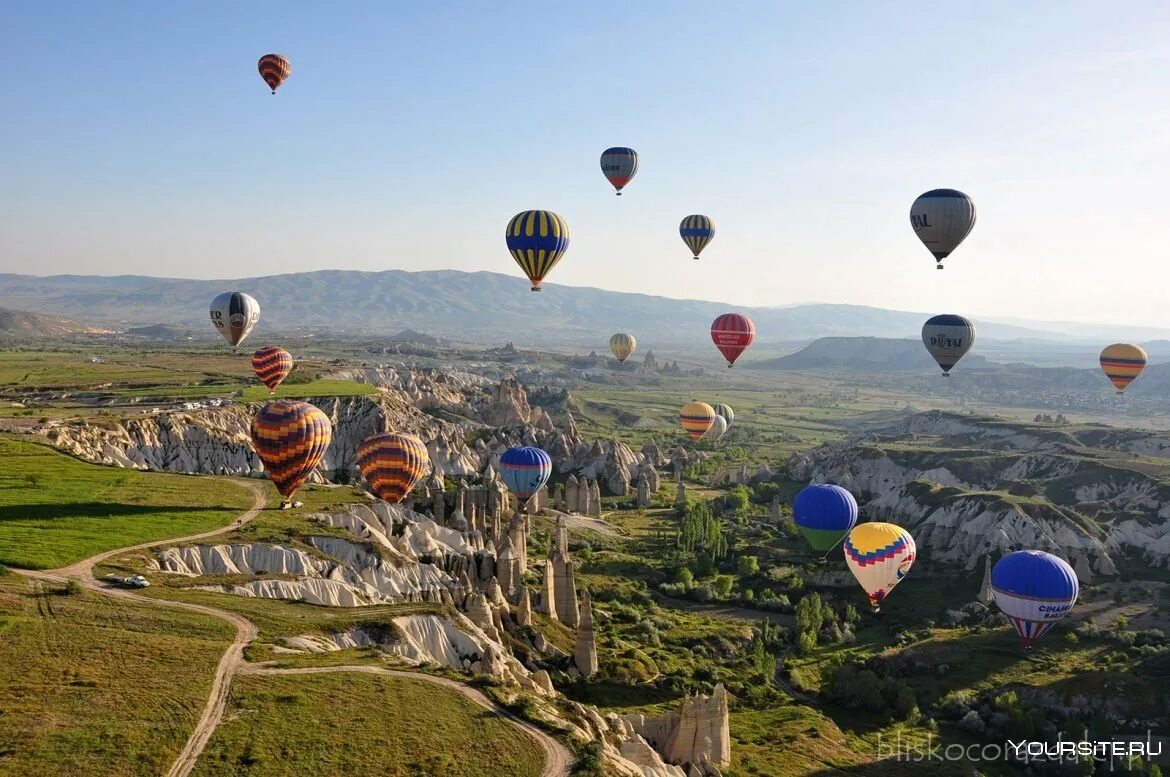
(795, 593, 827, 653)
(726, 484, 751, 513)
(673, 567, 694, 588)
(714, 575, 735, 599)
(737, 555, 760, 576)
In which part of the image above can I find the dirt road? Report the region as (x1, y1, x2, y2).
(15, 479, 573, 777)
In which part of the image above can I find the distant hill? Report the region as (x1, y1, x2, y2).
(0, 269, 1129, 347)
(748, 336, 991, 372)
(0, 307, 109, 336)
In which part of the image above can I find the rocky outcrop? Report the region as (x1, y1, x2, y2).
(785, 410, 1170, 572)
(575, 589, 598, 677)
(624, 684, 731, 771)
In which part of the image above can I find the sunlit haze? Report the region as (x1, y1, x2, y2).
(3, 2, 1169, 326)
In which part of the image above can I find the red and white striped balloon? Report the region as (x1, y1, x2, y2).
(710, 313, 756, 367)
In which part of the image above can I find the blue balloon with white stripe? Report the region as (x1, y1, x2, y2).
(991, 550, 1079, 647)
(499, 446, 553, 502)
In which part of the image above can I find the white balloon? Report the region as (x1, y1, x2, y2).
(910, 189, 976, 269)
(209, 292, 260, 347)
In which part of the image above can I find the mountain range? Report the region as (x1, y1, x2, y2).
(0, 269, 1164, 347)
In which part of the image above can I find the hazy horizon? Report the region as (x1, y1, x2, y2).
(3, 3, 1170, 326)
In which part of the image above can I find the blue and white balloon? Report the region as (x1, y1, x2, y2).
(991, 550, 1079, 646)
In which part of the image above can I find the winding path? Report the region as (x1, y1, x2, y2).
(16, 480, 571, 777)
(241, 665, 572, 776)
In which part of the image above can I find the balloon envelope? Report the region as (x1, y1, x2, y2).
(600, 147, 639, 194)
(610, 333, 636, 364)
(257, 54, 291, 93)
(499, 447, 552, 502)
(794, 484, 859, 551)
(702, 414, 728, 443)
(358, 432, 430, 504)
(1099, 343, 1147, 392)
(711, 313, 755, 367)
(712, 403, 734, 427)
(251, 346, 293, 393)
(506, 210, 570, 291)
(250, 401, 331, 499)
(679, 215, 715, 259)
(922, 314, 975, 376)
(680, 401, 716, 441)
(910, 189, 976, 268)
(844, 523, 916, 610)
(991, 550, 1078, 646)
(210, 292, 260, 348)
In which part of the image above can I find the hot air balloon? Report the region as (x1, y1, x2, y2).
(922, 315, 975, 376)
(711, 313, 755, 367)
(506, 210, 570, 291)
(680, 401, 716, 442)
(258, 54, 292, 94)
(1099, 343, 1147, 393)
(499, 446, 552, 505)
(250, 401, 331, 507)
(843, 523, 916, 611)
(600, 147, 639, 195)
(793, 484, 859, 552)
(910, 189, 976, 269)
(712, 403, 734, 428)
(357, 432, 430, 504)
(251, 346, 293, 394)
(991, 550, 1078, 647)
(610, 333, 636, 364)
(210, 292, 261, 349)
(680, 215, 715, 260)
(702, 414, 728, 443)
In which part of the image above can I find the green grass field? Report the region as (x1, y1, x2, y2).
(0, 439, 253, 569)
(191, 672, 545, 777)
(0, 575, 234, 776)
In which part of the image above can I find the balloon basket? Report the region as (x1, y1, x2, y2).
(616, 192, 622, 196)
(530, 287, 541, 292)
(936, 263, 944, 269)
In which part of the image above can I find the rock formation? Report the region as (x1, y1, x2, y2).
(623, 684, 731, 770)
(575, 589, 598, 677)
(549, 516, 579, 627)
(637, 476, 652, 507)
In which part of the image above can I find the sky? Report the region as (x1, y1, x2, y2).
(3, 2, 1170, 326)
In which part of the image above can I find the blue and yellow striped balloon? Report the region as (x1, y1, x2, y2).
(506, 210, 570, 292)
(680, 215, 715, 260)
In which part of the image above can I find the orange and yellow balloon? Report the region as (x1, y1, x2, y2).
(1099, 343, 1147, 393)
(257, 54, 291, 94)
(250, 401, 332, 500)
(679, 401, 716, 442)
(251, 346, 293, 394)
(357, 432, 430, 504)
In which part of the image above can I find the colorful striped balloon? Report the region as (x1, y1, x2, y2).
(506, 210, 571, 292)
(991, 550, 1078, 647)
(679, 215, 715, 260)
(250, 401, 332, 499)
(251, 346, 294, 394)
(257, 54, 292, 94)
(1099, 343, 1147, 393)
(600, 147, 639, 195)
(711, 313, 755, 367)
(610, 333, 636, 364)
(843, 523, 916, 611)
(499, 446, 552, 502)
(712, 403, 734, 427)
(679, 401, 716, 442)
(358, 432, 430, 504)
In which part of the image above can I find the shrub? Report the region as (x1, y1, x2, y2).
(63, 579, 82, 596)
(714, 575, 735, 599)
(737, 555, 760, 576)
(673, 567, 694, 588)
